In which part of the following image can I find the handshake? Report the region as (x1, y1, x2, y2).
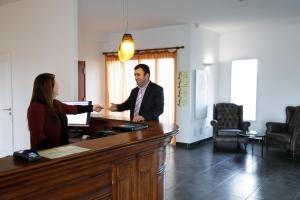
(92, 104, 103, 112)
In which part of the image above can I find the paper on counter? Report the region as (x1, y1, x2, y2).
(38, 145, 90, 159)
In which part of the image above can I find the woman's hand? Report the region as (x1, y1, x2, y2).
(93, 104, 103, 112)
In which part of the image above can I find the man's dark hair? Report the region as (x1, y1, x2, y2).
(134, 64, 150, 77)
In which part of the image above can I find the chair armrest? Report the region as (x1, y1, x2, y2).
(211, 120, 218, 127)
(291, 125, 300, 152)
(242, 121, 251, 132)
(211, 120, 218, 138)
(266, 122, 288, 133)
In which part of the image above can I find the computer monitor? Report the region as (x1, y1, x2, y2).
(62, 101, 92, 127)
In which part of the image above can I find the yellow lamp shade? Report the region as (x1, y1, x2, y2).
(118, 48, 127, 62)
(118, 33, 135, 61)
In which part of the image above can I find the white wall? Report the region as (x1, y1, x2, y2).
(94, 24, 219, 144)
(219, 24, 300, 133)
(0, 0, 78, 151)
(78, 31, 105, 106)
(188, 26, 219, 143)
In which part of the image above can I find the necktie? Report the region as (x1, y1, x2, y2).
(134, 89, 143, 117)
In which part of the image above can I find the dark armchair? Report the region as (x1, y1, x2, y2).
(266, 106, 300, 158)
(211, 103, 251, 148)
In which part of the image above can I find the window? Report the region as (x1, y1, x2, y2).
(231, 59, 258, 121)
(105, 51, 176, 124)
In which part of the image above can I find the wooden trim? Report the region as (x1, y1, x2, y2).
(155, 59, 158, 83)
(103, 46, 184, 55)
(173, 52, 177, 124)
(78, 61, 86, 101)
(105, 60, 109, 115)
(171, 52, 178, 145)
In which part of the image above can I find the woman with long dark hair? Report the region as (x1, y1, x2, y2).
(28, 73, 103, 150)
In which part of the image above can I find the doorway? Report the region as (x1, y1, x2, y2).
(0, 52, 13, 157)
(78, 61, 86, 101)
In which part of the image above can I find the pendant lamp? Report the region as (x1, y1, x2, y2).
(118, 0, 135, 61)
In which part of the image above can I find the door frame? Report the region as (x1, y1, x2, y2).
(78, 60, 86, 101)
(0, 51, 14, 156)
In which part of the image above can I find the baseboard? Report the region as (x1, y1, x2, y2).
(176, 137, 213, 149)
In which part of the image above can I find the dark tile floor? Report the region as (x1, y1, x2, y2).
(165, 140, 300, 200)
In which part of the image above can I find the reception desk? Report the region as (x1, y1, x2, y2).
(0, 115, 178, 200)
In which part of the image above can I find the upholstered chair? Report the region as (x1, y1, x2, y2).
(211, 103, 251, 149)
(266, 106, 300, 159)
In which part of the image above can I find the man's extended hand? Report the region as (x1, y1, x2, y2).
(109, 103, 118, 112)
(132, 115, 145, 122)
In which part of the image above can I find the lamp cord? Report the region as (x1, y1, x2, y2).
(123, 0, 128, 33)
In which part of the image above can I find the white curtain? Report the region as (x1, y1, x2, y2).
(105, 54, 176, 124)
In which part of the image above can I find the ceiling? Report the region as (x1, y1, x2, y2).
(0, 0, 20, 6)
(1, 0, 300, 34)
(78, 0, 300, 35)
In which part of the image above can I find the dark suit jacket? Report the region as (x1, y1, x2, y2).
(117, 81, 164, 120)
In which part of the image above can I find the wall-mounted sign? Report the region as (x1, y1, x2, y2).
(177, 71, 189, 106)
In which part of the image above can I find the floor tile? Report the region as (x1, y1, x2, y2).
(165, 141, 300, 200)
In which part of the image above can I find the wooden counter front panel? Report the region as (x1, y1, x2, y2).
(0, 118, 178, 200)
(0, 141, 170, 200)
(113, 147, 166, 200)
(137, 152, 156, 200)
(0, 156, 112, 200)
(113, 156, 137, 200)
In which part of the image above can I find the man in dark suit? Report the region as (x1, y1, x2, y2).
(109, 64, 164, 122)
